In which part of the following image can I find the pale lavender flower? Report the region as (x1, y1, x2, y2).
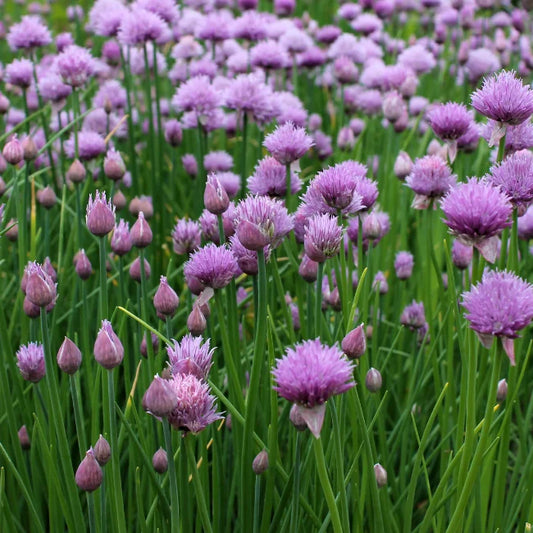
(39, 73, 72, 102)
(229, 235, 270, 275)
(65, 132, 106, 161)
(184, 244, 238, 290)
(518, 204, 533, 240)
(304, 214, 343, 263)
(462, 270, 533, 365)
(301, 164, 365, 217)
(452, 240, 473, 269)
(215, 172, 241, 199)
(247, 156, 301, 197)
(89, 0, 128, 37)
(172, 76, 222, 126)
(394, 251, 414, 279)
(272, 339, 355, 438)
(465, 48, 501, 84)
(56, 45, 95, 88)
(6, 59, 33, 88)
(17, 342, 46, 383)
(135, 0, 179, 24)
(483, 120, 533, 155)
(263, 123, 313, 165)
(472, 70, 533, 145)
(406, 155, 456, 209)
(7, 15, 52, 51)
(167, 374, 222, 433)
(427, 102, 472, 142)
(398, 44, 436, 74)
(117, 7, 169, 45)
(204, 151, 233, 173)
(167, 334, 214, 381)
(111, 219, 132, 256)
(488, 150, 533, 214)
(400, 301, 426, 330)
(235, 195, 293, 251)
(441, 178, 512, 263)
(251, 40, 290, 70)
(93, 80, 127, 111)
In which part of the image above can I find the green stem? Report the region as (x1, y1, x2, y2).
(241, 248, 267, 532)
(163, 420, 179, 532)
(87, 493, 96, 533)
(241, 113, 248, 199)
(313, 436, 343, 533)
(315, 262, 324, 337)
(99, 237, 108, 321)
(185, 434, 213, 533)
(70, 374, 87, 457)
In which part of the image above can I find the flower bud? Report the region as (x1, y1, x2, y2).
(130, 212, 152, 248)
(341, 324, 366, 359)
(165, 120, 183, 147)
(57, 337, 82, 374)
(74, 249, 92, 280)
(25, 262, 56, 307)
(289, 403, 308, 431)
(23, 296, 41, 318)
(394, 151, 412, 180)
(93, 435, 111, 466)
(236, 220, 269, 251)
(36, 186, 57, 209)
(140, 333, 159, 358)
(66, 159, 86, 184)
(496, 378, 508, 403)
(252, 450, 269, 475)
(187, 305, 207, 336)
(0, 93, 9, 115)
(129, 256, 151, 282)
(5, 219, 18, 241)
(94, 320, 124, 370)
(75, 449, 103, 492)
(154, 276, 179, 318)
(153, 447, 168, 473)
(143, 375, 178, 417)
(374, 463, 387, 488)
(86, 191, 116, 237)
(22, 136, 38, 161)
(103, 149, 126, 181)
(129, 196, 154, 219)
(182, 154, 198, 177)
(112, 190, 127, 211)
(18, 425, 31, 450)
(204, 174, 230, 215)
(3, 136, 24, 165)
(0, 177, 6, 197)
(365, 368, 383, 393)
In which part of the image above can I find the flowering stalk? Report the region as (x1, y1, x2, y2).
(241, 113, 248, 198)
(315, 262, 324, 337)
(99, 237, 108, 320)
(241, 247, 267, 532)
(162, 419, 179, 532)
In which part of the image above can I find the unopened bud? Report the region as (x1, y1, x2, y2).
(365, 368, 382, 393)
(57, 336, 82, 374)
(252, 450, 269, 475)
(37, 186, 57, 209)
(153, 276, 179, 318)
(289, 403, 308, 431)
(496, 378, 508, 403)
(93, 435, 111, 466)
(3, 136, 24, 165)
(374, 463, 387, 488)
(129, 256, 151, 282)
(341, 324, 366, 359)
(143, 375, 178, 417)
(187, 305, 207, 336)
(67, 159, 86, 184)
(22, 136, 38, 161)
(18, 425, 30, 450)
(75, 449, 103, 492)
(153, 447, 168, 473)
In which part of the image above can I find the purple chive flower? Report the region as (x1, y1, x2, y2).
(247, 156, 302, 197)
(472, 71, 533, 145)
(441, 178, 512, 263)
(304, 214, 343, 263)
(56, 45, 95, 88)
(487, 150, 533, 214)
(301, 163, 365, 217)
(86, 191, 116, 237)
(75, 450, 103, 492)
(153, 276, 179, 319)
(235, 195, 293, 251)
(400, 301, 426, 330)
(215, 172, 241, 199)
(405, 155, 456, 209)
(427, 102, 472, 142)
(17, 342, 46, 383)
(263, 122, 314, 165)
(229, 235, 270, 276)
(250, 40, 290, 70)
(204, 174, 230, 215)
(462, 270, 533, 365)
(167, 334, 214, 381)
(167, 374, 222, 434)
(225, 74, 276, 126)
(7, 15, 52, 51)
(143, 375, 178, 418)
(398, 44, 436, 74)
(6, 59, 34, 89)
(172, 219, 201, 255)
(117, 7, 169, 45)
(272, 339, 355, 438)
(483, 120, 533, 156)
(38, 73, 72, 103)
(184, 244, 239, 290)
(394, 251, 414, 279)
(452, 240, 473, 270)
(94, 320, 124, 370)
(111, 219, 132, 256)
(204, 151, 233, 173)
(338, 161, 378, 211)
(172, 76, 222, 126)
(65, 132, 106, 161)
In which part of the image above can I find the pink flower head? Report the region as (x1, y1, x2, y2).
(56, 45, 95, 88)
(462, 270, 533, 365)
(235, 195, 293, 251)
(172, 219, 201, 255)
(7, 15, 52, 51)
(441, 178, 512, 262)
(427, 102, 472, 142)
(172, 76, 223, 126)
(263, 122, 314, 165)
(167, 374, 222, 434)
(273, 339, 355, 438)
(184, 243, 239, 290)
(304, 214, 343, 263)
(247, 156, 302, 197)
(167, 334, 214, 380)
(17, 342, 46, 383)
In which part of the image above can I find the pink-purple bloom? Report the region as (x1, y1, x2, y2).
(462, 270, 533, 365)
(441, 178, 512, 262)
(17, 342, 46, 383)
(273, 339, 355, 438)
(247, 156, 302, 197)
(427, 102, 472, 142)
(184, 244, 239, 290)
(7, 15, 52, 51)
(263, 123, 314, 165)
(56, 45, 95, 88)
(303, 214, 343, 263)
(167, 334, 214, 381)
